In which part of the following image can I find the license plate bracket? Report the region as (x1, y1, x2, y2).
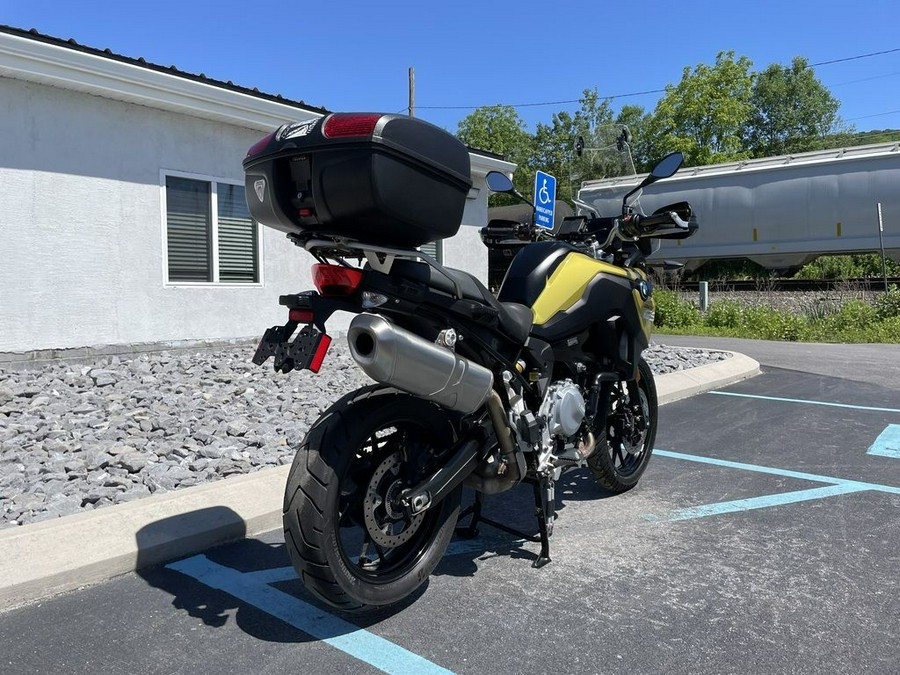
(253, 324, 331, 374)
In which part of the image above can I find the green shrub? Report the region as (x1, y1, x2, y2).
(704, 300, 745, 328)
(655, 289, 898, 343)
(794, 254, 900, 280)
(875, 285, 900, 320)
(653, 291, 701, 329)
(810, 299, 878, 341)
(836, 300, 877, 330)
(741, 305, 806, 341)
(801, 296, 842, 322)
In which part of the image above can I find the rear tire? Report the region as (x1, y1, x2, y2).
(588, 357, 658, 493)
(283, 385, 461, 611)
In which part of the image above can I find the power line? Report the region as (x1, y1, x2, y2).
(419, 46, 900, 113)
(810, 47, 900, 67)
(828, 71, 900, 87)
(846, 109, 900, 121)
(416, 88, 663, 111)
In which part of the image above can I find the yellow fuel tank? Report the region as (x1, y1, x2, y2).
(498, 242, 655, 357)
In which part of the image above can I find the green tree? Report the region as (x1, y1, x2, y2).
(744, 57, 842, 157)
(456, 105, 533, 196)
(531, 89, 619, 199)
(645, 51, 755, 166)
(531, 89, 641, 199)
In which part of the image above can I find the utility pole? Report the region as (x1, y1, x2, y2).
(408, 67, 415, 117)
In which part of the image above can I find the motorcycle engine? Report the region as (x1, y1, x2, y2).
(538, 380, 586, 439)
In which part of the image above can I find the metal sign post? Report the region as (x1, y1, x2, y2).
(877, 202, 888, 293)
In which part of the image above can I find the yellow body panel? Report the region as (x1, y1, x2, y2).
(531, 253, 639, 325)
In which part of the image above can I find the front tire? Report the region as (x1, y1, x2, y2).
(588, 357, 658, 493)
(283, 385, 462, 611)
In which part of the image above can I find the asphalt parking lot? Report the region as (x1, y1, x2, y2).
(2, 365, 898, 675)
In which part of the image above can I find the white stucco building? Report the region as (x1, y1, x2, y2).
(0, 26, 512, 355)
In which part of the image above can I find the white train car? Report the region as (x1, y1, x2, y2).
(578, 142, 900, 272)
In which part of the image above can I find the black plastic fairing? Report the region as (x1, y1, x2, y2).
(497, 241, 579, 307)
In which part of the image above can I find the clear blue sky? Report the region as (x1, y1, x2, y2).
(3, 0, 900, 138)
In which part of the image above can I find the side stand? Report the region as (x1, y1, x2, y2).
(531, 476, 554, 568)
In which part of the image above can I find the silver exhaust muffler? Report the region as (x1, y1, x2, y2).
(347, 314, 493, 414)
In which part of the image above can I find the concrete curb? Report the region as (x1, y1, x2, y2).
(0, 466, 289, 610)
(0, 350, 760, 611)
(655, 351, 761, 405)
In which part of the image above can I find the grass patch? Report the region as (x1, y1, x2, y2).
(653, 288, 900, 343)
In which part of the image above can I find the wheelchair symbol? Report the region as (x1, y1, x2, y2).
(538, 178, 552, 205)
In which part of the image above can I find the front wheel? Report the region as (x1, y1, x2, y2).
(283, 385, 462, 612)
(587, 357, 658, 493)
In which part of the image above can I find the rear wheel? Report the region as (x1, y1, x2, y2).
(283, 385, 462, 611)
(588, 357, 658, 493)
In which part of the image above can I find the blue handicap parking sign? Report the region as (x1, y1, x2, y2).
(533, 170, 556, 229)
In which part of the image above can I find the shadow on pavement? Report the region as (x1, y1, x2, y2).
(134, 506, 425, 642)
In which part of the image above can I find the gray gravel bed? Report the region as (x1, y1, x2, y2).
(0, 340, 727, 528)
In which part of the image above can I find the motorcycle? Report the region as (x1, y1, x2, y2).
(242, 113, 698, 611)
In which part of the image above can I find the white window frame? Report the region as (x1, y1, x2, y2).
(160, 169, 264, 287)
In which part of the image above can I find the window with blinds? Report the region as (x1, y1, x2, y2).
(165, 176, 259, 284)
(217, 184, 258, 283)
(166, 177, 211, 282)
(419, 240, 442, 263)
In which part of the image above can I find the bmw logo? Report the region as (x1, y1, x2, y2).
(638, 280, 652, 300)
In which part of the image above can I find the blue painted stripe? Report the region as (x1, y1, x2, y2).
(708, 390, 900, 414)
(244, 566, 296, 585)
(868, 424, 900, 459)
(168, 555, 454, 675)
(244, 537, 529, 585)
(242, 537, 525, 585)
(653, 449, 900, 494)
(645, 484, 871, 522)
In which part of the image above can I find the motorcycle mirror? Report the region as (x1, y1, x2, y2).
(649, 151, 684, 179)
(485, 171, 515, 193)
(574, 135, 585, 158)
(622, 151, 685, 211)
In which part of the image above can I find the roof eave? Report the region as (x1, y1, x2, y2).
(0, 30, 321, 131)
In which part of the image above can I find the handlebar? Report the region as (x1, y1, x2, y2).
(482, 200, 696, 252)
(620, 204, 693, 238)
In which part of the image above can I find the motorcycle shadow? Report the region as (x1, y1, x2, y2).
(438, 472, 618, 576)
(136, 506, 425, 642)
(556, 467, 621, 502)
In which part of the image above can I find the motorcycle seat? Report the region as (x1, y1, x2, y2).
(388, 260, 533, 344)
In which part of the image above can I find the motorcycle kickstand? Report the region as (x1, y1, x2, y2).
(455, 491, 484, 539)
(532, 476, 555, 569)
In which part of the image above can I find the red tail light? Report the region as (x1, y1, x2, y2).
(246, 131, 275, 158)
(312, 264, 364, 296)
(322, 113, 381, 138)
